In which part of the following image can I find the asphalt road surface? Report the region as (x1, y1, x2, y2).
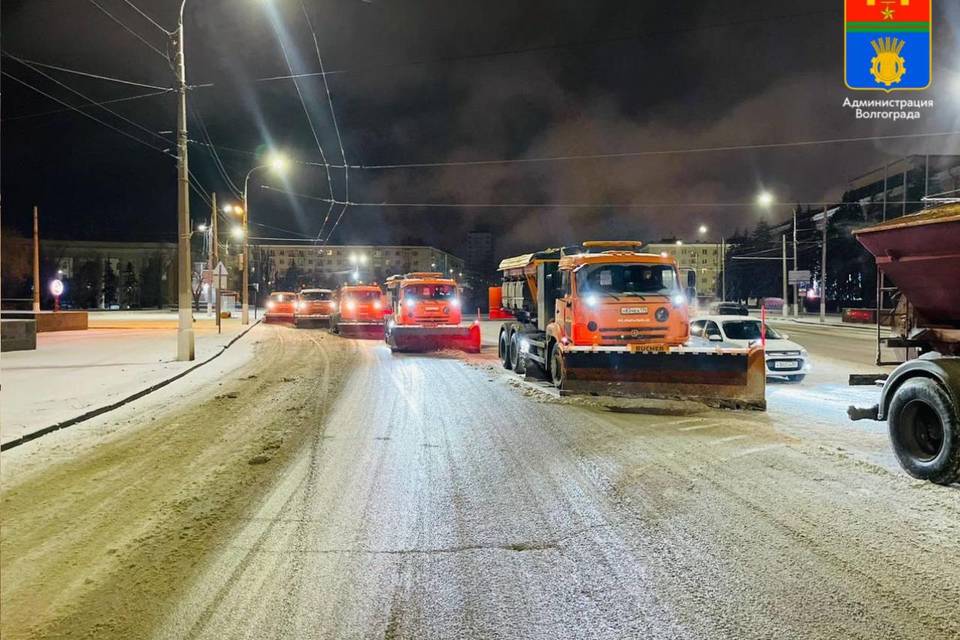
(2, 324, 958, 640)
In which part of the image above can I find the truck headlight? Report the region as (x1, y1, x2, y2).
(655, 307, 669, 322)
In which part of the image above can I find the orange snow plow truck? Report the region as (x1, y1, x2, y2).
(496, 242, 766, 409)
(384, 272, 481, 353)
(331, 284, 386, 338)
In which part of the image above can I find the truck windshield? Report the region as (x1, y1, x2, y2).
(576, 264, 679, 298)
(722, 320, 782, 341)
(404, 284, 456, 300)
(344, 290, 380, 301)
(299, 291, 331, 301)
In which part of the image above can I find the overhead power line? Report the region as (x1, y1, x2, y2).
(1, 71, 171, 155)
(86, 0, 168, 59)
(259, 186, 851, 210)
(301, 0, 351, 247)
(353, 131, 960, 170)
(0, 54, 171, 90)
(120, 0, 172, 35)
(2, 87, 172, 122)
(240, 7, 837, 85)
(5, 53, 170, 144)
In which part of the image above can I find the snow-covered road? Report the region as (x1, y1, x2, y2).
(2, 325, 957, 640)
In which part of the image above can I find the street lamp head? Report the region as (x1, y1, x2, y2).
(675, 240, 683, 246)
(268, 153, 289, 173)
(197, 224, 208, 232)
(757, 191, 775, 208)
(698, 224, 708, 235)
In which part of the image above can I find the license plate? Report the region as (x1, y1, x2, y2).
(773, 360, 798, 369)
(628, 343, 668, 353)
(621, 306, 648, 315)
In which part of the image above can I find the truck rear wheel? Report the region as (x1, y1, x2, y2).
(510, 332, 527, 375)
(499, 329, 513, 370)
(887, 377, 960, 485)
(549, 343, 566, 389)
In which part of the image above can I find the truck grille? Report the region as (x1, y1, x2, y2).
(599, 326, 669, 344)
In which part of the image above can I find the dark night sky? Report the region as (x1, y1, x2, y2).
(2, 0, 958, 257)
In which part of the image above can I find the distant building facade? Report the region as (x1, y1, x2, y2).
(844, 155, 960, 221)
(0, 239, 177, 309)
(255, 243, 465, 289)
(645, 241, 726, 298)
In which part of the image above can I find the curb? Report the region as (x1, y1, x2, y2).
(0, 319, 262, 452)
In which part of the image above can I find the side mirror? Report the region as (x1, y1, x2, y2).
(709, 334, 723, 342)
(685, 286, 697, 302)
(686, 270, 697, 288)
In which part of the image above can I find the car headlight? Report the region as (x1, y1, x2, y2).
(405, 298, 416, 308)
(267, 301, 276, 310)
(374, 300, 382, 310)
(346, 300, 357, 311)
(450, 298, 461, 308)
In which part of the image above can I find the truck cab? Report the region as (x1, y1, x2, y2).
(551, 245, 691, 349)
(330, 284, 387, 338)
(385, 273, 462, 327)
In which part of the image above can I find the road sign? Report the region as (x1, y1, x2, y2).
(213, 261, 229, 289)
(788, 269, 812, 285)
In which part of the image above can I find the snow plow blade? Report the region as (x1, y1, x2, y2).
(560, 347, 766, 410)
(336, 322, 384, 339)
(387, 324, 482, 353)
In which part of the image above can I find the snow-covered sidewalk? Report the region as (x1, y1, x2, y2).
(1, 311, 259, 446)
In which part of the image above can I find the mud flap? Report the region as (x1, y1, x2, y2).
(387, 324, 482, 354)
(560, 347, 766, 410)
(337, 323, 385, 339)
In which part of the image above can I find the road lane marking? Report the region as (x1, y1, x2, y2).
(678, 423, 721, 432)
(711, 434, 750, 445)
(730, 443, 786, 459)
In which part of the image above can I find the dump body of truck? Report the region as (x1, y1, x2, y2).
(384, 272, 481, 353)
(331, 284, 386, 338)
(496, 242, 765, 410)
(849, 204, 960, 484)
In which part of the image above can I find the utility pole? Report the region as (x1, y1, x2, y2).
(206, 192, 216, 317)
(32, 206, 40, 313)
(175, 1, 194, 360)
(792, 206, 799, 318)
(211, 193, 219, 266)
(241, 185, 250, 325)
(208, 193, 217, 271)
(820, 205, 828, 324)
(720, 236, 726, 301)
(781, 234, 788, 318)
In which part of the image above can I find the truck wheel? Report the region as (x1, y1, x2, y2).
(510, 332, 527, 375)
(887, 377, 960, 485)
(499, 329, 513, 370)
(549, 343, 566, 389)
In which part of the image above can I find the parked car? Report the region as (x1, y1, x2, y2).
(265, 291, 296, 323)
(709, 301, 748, 316)
(294, 288, 335, 327)
(690, 315, 810, 382)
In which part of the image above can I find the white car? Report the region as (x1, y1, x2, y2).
(690, 315, 811, 382)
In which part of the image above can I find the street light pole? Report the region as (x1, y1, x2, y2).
(174, 0, 194, 361)
(792, 207, 799, 318)
(32, 206, 40, 313)
(820, 204, 828, 324)
(782, 234, 788, 318)
(242, 172, 252, 325)
(239, 155, 287, 324)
